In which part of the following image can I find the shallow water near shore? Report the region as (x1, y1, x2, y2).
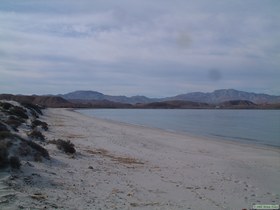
(77, 109, 280, 147)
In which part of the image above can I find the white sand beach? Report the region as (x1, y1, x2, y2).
(2, 108, 280, 210)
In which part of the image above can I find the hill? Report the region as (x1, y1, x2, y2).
(1, 89, 279, 109)
(135, 100, 211, 109)
(0, 94, 73, 108)
(62, 90, 154, 104)
(61, 89, 280, 105)
(164, 89, 280, 104)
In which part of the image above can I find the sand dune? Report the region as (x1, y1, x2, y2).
(1, 108, 279, 209)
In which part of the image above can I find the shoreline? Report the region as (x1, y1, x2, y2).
(74, 108, 280, 151)
(3, 108, 280, 210)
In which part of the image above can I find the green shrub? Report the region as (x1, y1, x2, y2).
(9, 156, 21, 169)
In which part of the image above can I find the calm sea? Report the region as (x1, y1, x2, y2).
(77, 109, 280, 148)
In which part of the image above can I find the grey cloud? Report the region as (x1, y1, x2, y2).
(0, 0, 279, 96)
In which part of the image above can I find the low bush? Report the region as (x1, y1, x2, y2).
(8, 115, 25, 123)
(31, 120, 48, 131)
(8, 106, 28, 120)
(30, 110, 39, 119)
(26, 140, 50, 159)
(28, 130, 45, 141)
(0, 102, 12, 110)
(17, 138, 49, 160)
(22, 103, 43, 115)
(50, 139, 76, 154)
(5, 117, 23, 131)
(9, 156, 21, 169)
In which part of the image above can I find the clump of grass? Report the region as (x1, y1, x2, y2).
(31, 120, 48, 131)
(28, 130, 45, 141)
(49, 139, 76, 154)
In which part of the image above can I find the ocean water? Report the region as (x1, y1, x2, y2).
(77, 109, 280, 148)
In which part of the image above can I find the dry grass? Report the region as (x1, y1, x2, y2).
(63, 134, 86, 139)
(85, 148, 108, 155)
(85, 148, 144, 165)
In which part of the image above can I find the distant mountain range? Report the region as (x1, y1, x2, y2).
(61, 89, 280, 104)
(1, 89, 279, 109)
(60, 90, 153, 104)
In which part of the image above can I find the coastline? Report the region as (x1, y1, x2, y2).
(76, 108, 280, 150)
(3, 108, 280, 209)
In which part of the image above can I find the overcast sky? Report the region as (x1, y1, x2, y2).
(0, 0, 279, 97)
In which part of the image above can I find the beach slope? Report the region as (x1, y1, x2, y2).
(3, 108, 280, 210)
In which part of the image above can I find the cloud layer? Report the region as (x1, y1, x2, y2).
(0, 0, 279, 96)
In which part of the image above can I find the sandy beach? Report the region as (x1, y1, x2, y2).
(2, 108, 280, 210)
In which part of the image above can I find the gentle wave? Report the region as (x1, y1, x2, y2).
(210, 134, 259, 142)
